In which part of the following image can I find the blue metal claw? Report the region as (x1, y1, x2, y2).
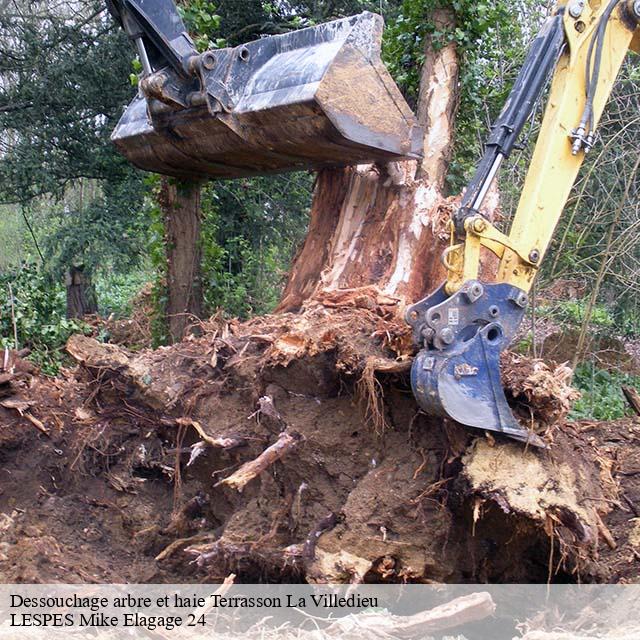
(406, 280, 547, 448)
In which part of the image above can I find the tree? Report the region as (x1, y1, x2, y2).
(159, 179, 204, 341)
(279, 0, 532, 311)
(0, 0, 148, 313)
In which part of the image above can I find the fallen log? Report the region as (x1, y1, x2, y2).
(622, 385, 640, 417)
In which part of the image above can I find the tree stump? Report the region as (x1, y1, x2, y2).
(65, 265, 97, 319)
(278, 9, 499, 316)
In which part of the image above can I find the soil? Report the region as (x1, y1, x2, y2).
(0, 297, 638, 585)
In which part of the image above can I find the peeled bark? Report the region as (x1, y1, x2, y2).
(160, 178, 203, 343)
(416, 9, 460, 185)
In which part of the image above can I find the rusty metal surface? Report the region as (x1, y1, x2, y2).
(111, 12, 423, 179)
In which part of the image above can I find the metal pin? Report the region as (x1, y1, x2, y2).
(135, 38, 152, 77)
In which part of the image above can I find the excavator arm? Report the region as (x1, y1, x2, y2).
(406, 0, 640, 447)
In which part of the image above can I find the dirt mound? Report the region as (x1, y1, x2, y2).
(0, 298, 638, 584)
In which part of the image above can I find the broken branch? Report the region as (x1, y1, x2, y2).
(327, 591, 496, 637)
(622, 385, 640, 417)
(216, 431, 302, 492)
(175, 417, 245, 449)
(0, 399, 49, 434)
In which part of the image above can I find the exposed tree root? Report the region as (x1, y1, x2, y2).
(0, 301, 637, 585)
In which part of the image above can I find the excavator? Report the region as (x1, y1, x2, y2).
(106, 0, 640, 448)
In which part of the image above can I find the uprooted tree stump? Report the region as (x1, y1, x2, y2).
(52, 11, 625, 584)
(63, 311, 615, 584)
(278, 9, 499, 316)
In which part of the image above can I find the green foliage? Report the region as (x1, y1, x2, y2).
(129, 58, 143, 86)
(570, 362, 640, 421)
(39, 175, 149, 281)
(0, 205, 25, 270)
(538, 300, 614, 329)
(540, 59, 640, 328)
(94, 269, 151, 318)
(215, 0, 376, 46)
(200, 174, 312, 318)
(514, 334, 532, 355)
(0, 0, 151, 311)
(0, 264, 87, 375)
(615, 307, 640, 338)
(0, 1, 137, 204)
(143, 176, 172, 347)
(178, 0, 224, 51)
(383, 0, 542, 192)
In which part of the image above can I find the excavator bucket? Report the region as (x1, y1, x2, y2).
(111, 12, 423, 179)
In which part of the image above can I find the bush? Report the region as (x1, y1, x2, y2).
(94, 269, 152, 318)
(569, 362, 640, 421)
(538, 300, 614, 328)
(0, 263, 87, 375)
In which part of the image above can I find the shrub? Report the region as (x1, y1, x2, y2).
(0, 263, 88, 375)
(570, 362, 640, 421)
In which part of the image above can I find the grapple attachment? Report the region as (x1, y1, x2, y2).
(111, 11, 422, 179)
(406, 281, 547, 448)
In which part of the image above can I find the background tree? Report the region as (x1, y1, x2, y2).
(0, 0, 149, 315)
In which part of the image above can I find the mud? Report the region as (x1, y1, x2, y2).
(0, 301, 638, 584)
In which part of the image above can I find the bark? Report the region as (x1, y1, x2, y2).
(65, 265, 98, 319)
(159, 178, 203, 343)
(622, 385, 640, 416)
(416, 9, 460, 186)
(278, 10, 472, 314)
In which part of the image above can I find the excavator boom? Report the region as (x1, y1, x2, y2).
(407, 0, 640, 447)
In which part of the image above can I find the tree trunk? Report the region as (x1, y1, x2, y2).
(159, 178, 203, 343)
(278, 10, 494, 315)
(65, 265, 98, 319)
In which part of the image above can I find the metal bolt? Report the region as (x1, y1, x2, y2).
(472, 217, 487, 234)
(421, 327, 435, 343)
(529, 249, 540, 264)
(201, 51, 216, 70)
(516, 293, 528, 308)
(464, 283, 483, 303)
(439, 327, 455, 345)
(568, 0, 585, 18)
(634, 0, 640, 18)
